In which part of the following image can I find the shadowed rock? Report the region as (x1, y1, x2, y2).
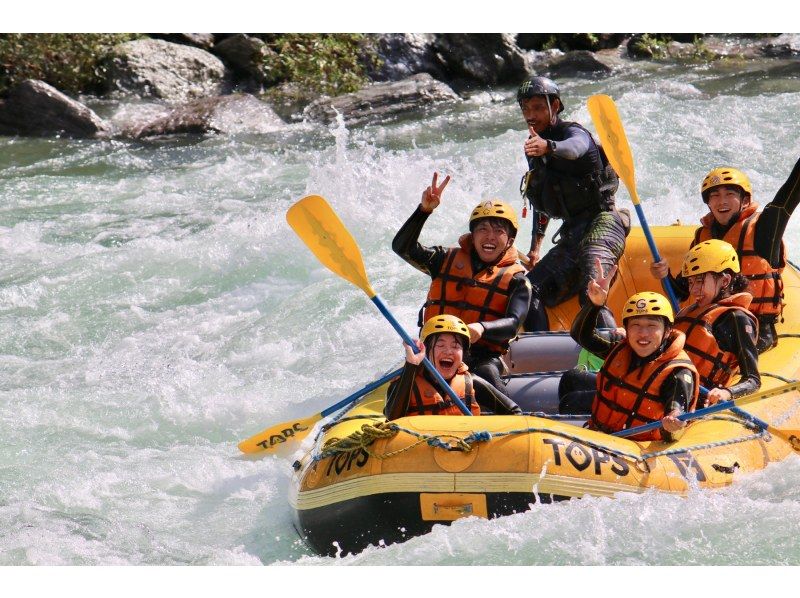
(433, 33, 528, 86)
(213, 34, 281, 86)
(303, 73, 459, 126)
(0, 80, 110, 138)
(547, 50, 616, 77)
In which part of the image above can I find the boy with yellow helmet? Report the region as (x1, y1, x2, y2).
(384, 315, 522, 420)
(392, 173, 531, 394)
(569, 259, 699, 441)
(674, 240, 760, 407)
(651, 158, 800, 352)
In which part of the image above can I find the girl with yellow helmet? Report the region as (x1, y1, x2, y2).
(384, 315, 522, 420)
(392, 172, 532, 395)
(651, 157, 800, 353)
(674, 240, 761, 407)
(569, 258, 699, 441)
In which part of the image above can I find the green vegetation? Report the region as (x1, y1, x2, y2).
(0, 33, 140, 95)
(265, 34, 379, 96)
(628, 34, 669, 59)
(0, 33, 379, 99)
(690, 36, 717, 61)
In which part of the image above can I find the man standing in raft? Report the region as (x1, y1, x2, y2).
(571, 264, 699, 441)
(384, 315, 522, 420)
(392, 173, 531, 393)
(517, 76, 629, 331)
(652, 158, 800, 353)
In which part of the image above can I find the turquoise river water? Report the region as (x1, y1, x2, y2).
(2, 55, 800, 568)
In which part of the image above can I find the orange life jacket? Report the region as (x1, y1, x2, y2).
(409, 364, 481, 416)
(675, 292, 758, 390)
(423, 234, 526, 354)
(694, 203, 785, 318)
(592, 329, 699, 441)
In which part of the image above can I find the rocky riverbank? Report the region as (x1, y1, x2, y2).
(0, 33, 798, 140)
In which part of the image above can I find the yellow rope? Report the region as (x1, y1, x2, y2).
(321, 421, 474, 460)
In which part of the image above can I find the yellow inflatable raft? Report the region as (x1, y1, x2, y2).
(289, 226, 800, 556)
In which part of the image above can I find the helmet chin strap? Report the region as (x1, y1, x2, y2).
(546, 96, 557, 127)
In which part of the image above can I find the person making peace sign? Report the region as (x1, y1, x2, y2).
(392, 172, 532, 394)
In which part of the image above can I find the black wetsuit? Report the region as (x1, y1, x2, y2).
(568, 303, 695, 441)
(384, 362, 522, 421)
(665, 156, 800, 353)
(681, 307, 760, 407)
(521, 120, 629, 331)
(392, 205, 531, 392)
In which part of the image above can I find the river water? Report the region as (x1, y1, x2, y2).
(2, 54, 800, 569)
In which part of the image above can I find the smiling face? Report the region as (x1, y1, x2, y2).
(429, 333, 464, 380)
(706, 185, 748, 226)
(625, 316, 667, 358)
(471, 218, 512, 263)
(520, 96, 559, 134)
(687, 271, 731, 308)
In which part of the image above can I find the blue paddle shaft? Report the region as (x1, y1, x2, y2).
(632, 203, 681, 311)
(320, 366, 404, 418)
(371, 295, 473, 415)
(614, 385, 770, 438)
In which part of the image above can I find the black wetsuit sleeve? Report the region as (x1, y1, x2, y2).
(659, 366, 696, 442)
(754, 156, 800, 266)
(391, 205, 449, 278)
(571, 302, 615, 359)
(384, 362, 420, 420)
(473, 375, 523, 415)
(480, 273, 532, 345)
(713, 310, 761, 399)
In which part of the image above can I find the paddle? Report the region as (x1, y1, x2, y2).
(237, 366, 403, 455)
(613, 379, 800, 448)
(286, 194, 473, 416)
(587, 94, 681, 311)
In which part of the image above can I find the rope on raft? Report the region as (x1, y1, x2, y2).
(311, 413, 769, 467)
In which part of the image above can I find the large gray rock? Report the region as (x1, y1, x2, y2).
(367, 34, 448, 82)
(104, 38, 229, 102)
(432, 33, 528, 86)
(546, 50, 615, 77)
(303, 73, 459, 126)
(0, 79, 110, 138)
(120, 93, 285, 138)
(213, 33, 280, 85)
(148, 33, 216, 50)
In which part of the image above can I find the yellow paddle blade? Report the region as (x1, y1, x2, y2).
(286, 195, 376, 297)
(237, 413, 322, 455)
(587, 94, 641, 205)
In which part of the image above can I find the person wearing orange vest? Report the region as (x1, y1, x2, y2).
(384, 315, 522, 420)
(392, 172, 531, 393)
(674, 240, 760, 409)
(651, 158, 800, 353)
(571, 260, 699, 441)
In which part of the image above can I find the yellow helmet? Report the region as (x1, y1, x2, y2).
(469, 200, 519, 236)
(701, 167, 752, 202)
(622, 292, 674, 324)
(681, 239, 740, 277)
(420, 314, 471, 347)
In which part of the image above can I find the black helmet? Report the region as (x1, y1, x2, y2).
(517, 76, 564, 113)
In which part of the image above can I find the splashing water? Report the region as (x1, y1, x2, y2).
(2, 59, 800, 566)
